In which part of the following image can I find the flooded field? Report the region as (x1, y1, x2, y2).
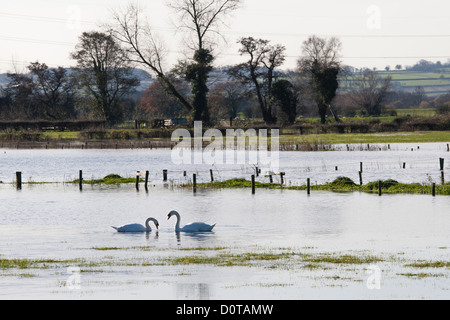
(0, 183, 449, 299)
(0, 144, 449, 299)
(0, 143, 449, 185)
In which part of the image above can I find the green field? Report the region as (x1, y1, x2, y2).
(341, 70, 450, 97)
(279, 131, 450, 145)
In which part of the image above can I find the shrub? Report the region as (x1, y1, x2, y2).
(437, 102, 450, 115)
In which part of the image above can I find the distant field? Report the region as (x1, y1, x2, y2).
(279, 131, 450, 145)
(341, 70, 450, 97)
(396, 108, 436, 117)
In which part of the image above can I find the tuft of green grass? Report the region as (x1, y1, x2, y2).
(302, 254, 384, 265)
(0, 258, 83, 270)
(405, 261, 450, 269)
(164, 252, 295, 267)
(71, 174, 140, 185)
(398, 273, 438, 279)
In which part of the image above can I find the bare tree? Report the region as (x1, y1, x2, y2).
(298, 36, 342, 124)
(169, 0, 241, 123)
(28, 62, 77, 120)
(209, 81, 249, 122)
(110, 4, 192, 114)
(168, 0, 241, 51)
(229, 37, 286, 124)
(110, 2, 241, 123)
(350, 70, 392, 116)
(71, 31, 140, 123)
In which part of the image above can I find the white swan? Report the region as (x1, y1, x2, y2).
(168, 211, 215, 233)
(112, 218, 159, 233)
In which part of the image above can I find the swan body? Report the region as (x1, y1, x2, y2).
(168, 211, 215, 233)
(112, 218, 159, 233)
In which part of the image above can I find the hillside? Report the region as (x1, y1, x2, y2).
(379, 70, 450, 97)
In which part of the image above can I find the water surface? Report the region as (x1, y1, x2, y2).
(0, 183, 448, 299)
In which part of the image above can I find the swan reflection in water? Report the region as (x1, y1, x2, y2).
(175, 230, 215, 244)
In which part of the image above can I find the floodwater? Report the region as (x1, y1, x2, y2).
(0, 144, 449, 300)
(0, 142, 449, 185)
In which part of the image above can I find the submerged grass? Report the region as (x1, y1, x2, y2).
(1, 258, 83, 270)
(164, 252, 297, 267)
(405, 261, 450, 269)
(302, 254, 384, 265)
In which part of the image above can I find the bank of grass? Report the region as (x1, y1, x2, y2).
(193, 177, 450, 196)
(71, 174, 140, 185)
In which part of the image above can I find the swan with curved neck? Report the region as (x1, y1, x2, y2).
(112, 218, 159, 233)
(168, 211, 215, 233)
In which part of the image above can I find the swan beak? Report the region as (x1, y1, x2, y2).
(156, 224, 159, 229)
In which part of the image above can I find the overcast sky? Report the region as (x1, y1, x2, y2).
(1, 0, 450, 73)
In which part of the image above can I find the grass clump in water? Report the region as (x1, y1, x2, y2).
(165, 252, 295, 267)
(1, 258, 83, 270)
(405, 261, 450, 269)
(302, 254, 384, 265)
(72, 174, 140, 185)
(195, 178, 278, 190)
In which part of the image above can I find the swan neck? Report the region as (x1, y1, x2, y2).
(145, 218, 153, 231)
(174, 213, 181, 231)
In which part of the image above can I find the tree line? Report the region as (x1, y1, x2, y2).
(1, 0, 448, 127)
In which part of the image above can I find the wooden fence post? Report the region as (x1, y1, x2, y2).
(307, 178, 311, 195)
(79, 170, 83, 191)
(378, 181, 382, 196)
(210, 169, 214, 182)
(251, 175, 256, 194)
(16, 172, 22, 190)
(163, 170, 168, 182)
(432, 183, 436, 197)
(193, 174, 197, 194)
(145, 171, 149, 190)
(136, 171, 140, 190)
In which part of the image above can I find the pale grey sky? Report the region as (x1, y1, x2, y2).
(1, 0, 450, 73)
